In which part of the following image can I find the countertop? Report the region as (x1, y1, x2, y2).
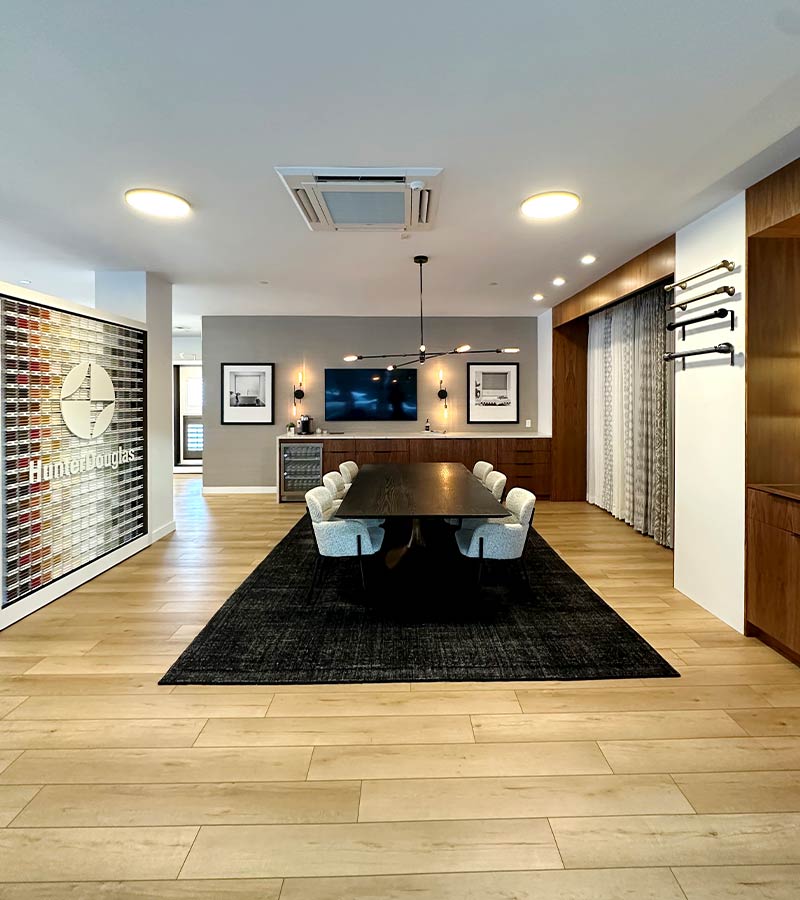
(749, 484, 800, 503)
(278, 431, 551, 441)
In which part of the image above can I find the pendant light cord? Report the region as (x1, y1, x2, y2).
(419, 259, 424, 351)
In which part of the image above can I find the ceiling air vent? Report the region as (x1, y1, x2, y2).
(275, 167, 443, 232)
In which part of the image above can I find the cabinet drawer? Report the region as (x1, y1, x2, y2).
(358, 439, 409, 454)
(319, 440, 355, 455)
(497, 450, 552, 466)
(746, 518, 800, 655)
(747, 489, 800, 535)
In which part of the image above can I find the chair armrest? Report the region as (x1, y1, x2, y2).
(466, 521, 525, 559)
(313, 518, 376, 556)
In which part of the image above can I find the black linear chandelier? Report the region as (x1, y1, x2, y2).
(343, 255, 520, 370)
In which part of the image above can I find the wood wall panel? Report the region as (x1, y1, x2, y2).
(552, 236, 675, 327)
(551, 318, 589, 500)
(746, 488, 800, 666)
(311, 437, 552, 497)
(745, 236, 800, 485)
(746, 157, 800, 237)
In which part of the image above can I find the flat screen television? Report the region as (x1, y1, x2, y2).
(325, 368, 417, 421)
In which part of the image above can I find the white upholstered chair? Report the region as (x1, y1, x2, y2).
(339, 460, 359, 485)
(322, 472, 384, 527)
(322, 471, 349, 504)
(484, 470, 507, 500)
(472, 460, 494, 484)
(455, 487, 536, 585)
(305, 486, 384, 590)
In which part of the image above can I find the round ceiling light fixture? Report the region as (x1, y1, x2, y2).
(552, 276, 566, 287)
(532, 293, 544, 302)
(124, 188, 192, 219)
(520, 191, 580, 220)
(580, 254, 597, 265)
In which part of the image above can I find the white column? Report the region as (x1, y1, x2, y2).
(536, 308, 553, 434)
(94, 271, 175, 542)
(673, 193, 746, 631)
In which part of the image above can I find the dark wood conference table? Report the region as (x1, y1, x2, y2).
(336, 462, 509, 520)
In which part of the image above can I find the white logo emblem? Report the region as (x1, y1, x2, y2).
(60, 362, 116, 439)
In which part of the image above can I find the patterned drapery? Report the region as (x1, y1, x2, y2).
(586, 283, 674, 547)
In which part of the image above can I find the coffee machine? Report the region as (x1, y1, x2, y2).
(296, 415, 314, 435)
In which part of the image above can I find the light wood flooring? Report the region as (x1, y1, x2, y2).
(1, 475, 800, 897)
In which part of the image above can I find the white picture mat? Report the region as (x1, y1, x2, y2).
(222, 364, 274, 423)
(468, 363, 519, 423)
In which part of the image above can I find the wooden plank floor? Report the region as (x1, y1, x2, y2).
(1, 474, 800, 897)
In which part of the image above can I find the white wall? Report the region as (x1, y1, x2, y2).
(173, 335, 202, 360)
(95, 271, 176, 541)
(536, 308, 553, 435)
(673, 193, 746, 631)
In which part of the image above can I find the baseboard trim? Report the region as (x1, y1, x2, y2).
(151, 520, 177, 542)
(202, 486, 277, 495)
(746, 621, 800, 667)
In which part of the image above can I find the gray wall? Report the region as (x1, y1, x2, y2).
(202, 316, 539, 487)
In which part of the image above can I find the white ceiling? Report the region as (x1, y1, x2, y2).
(2, 1, 800, 335)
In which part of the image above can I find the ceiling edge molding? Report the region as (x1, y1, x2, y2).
(746, 156, 800, 237)
(552, 236, 676, 328)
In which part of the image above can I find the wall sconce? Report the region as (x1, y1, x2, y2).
(292, 370, 304, 417)
(437, 368, 448, 418)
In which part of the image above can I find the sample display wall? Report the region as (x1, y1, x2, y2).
(1, 293, 147, 607)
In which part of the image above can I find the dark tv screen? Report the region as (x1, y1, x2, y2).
(325, 368, 417, 421)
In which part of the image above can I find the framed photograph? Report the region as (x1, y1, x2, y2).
(467, 361, 519, 424)
(220, 363, 275, 424)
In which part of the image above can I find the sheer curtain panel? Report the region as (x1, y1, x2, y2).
(585, 283, 673, 547)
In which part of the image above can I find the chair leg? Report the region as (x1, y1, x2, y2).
(357, 534, 366, 592)
(477, 537, 484, 588)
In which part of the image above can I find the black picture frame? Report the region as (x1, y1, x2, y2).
(466, 361, 520, 424)
(220, 362, 275, 425)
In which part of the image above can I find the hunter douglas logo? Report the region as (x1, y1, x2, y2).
(60, 361, 116, 439)
(27, 362, 138, 485)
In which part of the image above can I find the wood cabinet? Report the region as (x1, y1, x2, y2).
(746, 485, 800, 666)
(281, 436, 552, 500)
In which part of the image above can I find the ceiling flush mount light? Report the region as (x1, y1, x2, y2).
(552, 276, 566, 287)
(520, 191, 580, 220)
(580, 254, 596, 265)
(19, 279, 32, 285)
(124, 188, 191, 219)
(342, 257, 519, 369)
(532, 293, 544, 302)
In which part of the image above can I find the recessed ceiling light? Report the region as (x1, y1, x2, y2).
(19, 279, 32, 285)
(520, 191, 581, 220)
(552, 276, 566, 287)
(259, 280, 269, 285)
(580, 254, 596, 265)
(532, 293, 544, 302)
(124, 188, 191, 219)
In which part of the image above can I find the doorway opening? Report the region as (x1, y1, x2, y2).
(174, 363, 203, 472)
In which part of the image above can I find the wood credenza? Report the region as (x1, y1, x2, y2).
(279, 435, 551, 500)
(746, 484, 800, 666)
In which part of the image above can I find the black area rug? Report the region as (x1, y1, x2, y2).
(160, 516, 678, 685)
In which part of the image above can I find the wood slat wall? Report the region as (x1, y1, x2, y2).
(552, 236, 675, 327)
(551, 319, 588, 501)
(745, 236, 800, 485)
(746, 156, 800, 237)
